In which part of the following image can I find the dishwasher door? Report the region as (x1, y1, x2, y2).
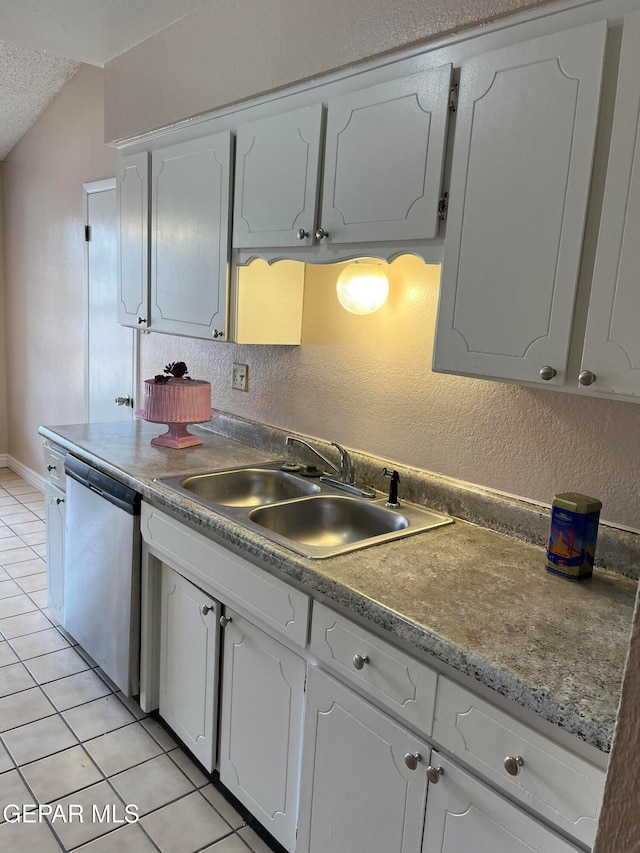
(63, 459, 140, 696)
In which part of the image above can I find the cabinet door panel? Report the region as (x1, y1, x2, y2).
(422, 753, 580, 853)
(321, 65, 452, 243)
(298, 667, 428, 853)
(159, 564, 219, 771)
(433, 22, 606, 384)
(219, 609, 304, 852)
(117, 152, 149, 328)
(45, 484, 65, 624)
(233, 105, 323, 247)
(151, 133, 232, 339)
(580, 12, 640, 396)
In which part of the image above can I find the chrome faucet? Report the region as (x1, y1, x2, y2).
(284, 436, 375, 498)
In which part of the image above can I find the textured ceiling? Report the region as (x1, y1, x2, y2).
(0, 0, 210, 159)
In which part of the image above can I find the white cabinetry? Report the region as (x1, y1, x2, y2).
(117, 152, 149, 328)
(579, 11, 640, 397)
(298, 666, 430, 853)
(219, 608, 305, 852)
(422, 753, 581, 853)
(433, 21, 607, 387)
(44, 483, 65, 625)
(158, 564, 220, 771)
(43, 442, 66, 624)
(233, 66, 452, 249)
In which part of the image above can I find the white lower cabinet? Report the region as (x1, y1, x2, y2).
(297, 666, 430, 853)
(219, 608, 305, 852)
(423, 752, 580, 853)
(44, 483, 65, 624)
(159, 564, 220, 771)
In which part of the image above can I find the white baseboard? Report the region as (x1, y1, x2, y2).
(0, 454, 7, 468)
(7, 456, 46, 493)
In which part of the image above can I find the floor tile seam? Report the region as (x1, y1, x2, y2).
(0, 610, 57, 640)
(165, 745, 211, 791)
(136, 788, 237, 841)
(0, 660, 38, 694)
(41, 777, 129, 853)
(0, 549, 42, 567)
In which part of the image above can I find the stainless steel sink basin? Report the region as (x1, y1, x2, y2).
(155, 462, 452, 558)
(250, 496, 408, 547)
(166, 468, 321, 507)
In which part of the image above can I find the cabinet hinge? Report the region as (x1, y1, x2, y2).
(448, 83, 458, 113)
(438, 192, 449, 222)
(84, 225, 91, 242)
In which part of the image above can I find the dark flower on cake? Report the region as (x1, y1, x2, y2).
(154, 374, 168, 384)
(165, 361, 189, 378)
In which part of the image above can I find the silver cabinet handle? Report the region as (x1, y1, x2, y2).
(539, 366, 556, 381)
(404, 752, 422, 771)
(137, 317, 146, 325)
(504, 755, 524, 776)
(47, 464, 56, 472)
(352, 654, 369, 670)
(220, 615, 232, 628)
(426, 765, 444, 784)
(315, 228, 329, 240)
(200, 605, 214, 616)
(578, 370, 596, 386)
(115, 396, 133, 407)
(297, 228, 309, 240)
(213, 329, 224, 339)
(55, 497, 65, 505)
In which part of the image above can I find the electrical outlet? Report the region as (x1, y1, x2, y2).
(232, 363, 248, 391)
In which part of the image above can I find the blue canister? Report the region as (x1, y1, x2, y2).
(546, 493, 602, 581)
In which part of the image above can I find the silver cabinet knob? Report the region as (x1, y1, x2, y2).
(539, 366, 556, 381)
(315, 228, 329, 240)
(504, 755, 524, 776)
(200, 605, 214, 616)
(115, 396, 133, 407)
(352, 654, 369, 670)
(213, 329, 224, 339)
(137, 317, 146, 325)
(297, 228, 309, 240)
(426, 765, 444, 784)
(404, 752, 422, 770)
(47, 464, 56, 472)
(578, 370, 596, 386)
(55, 497, 65, 505)
(220, 615, 232, 628)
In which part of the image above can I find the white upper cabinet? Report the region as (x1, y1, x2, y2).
(579, 12, 640, 397)
(151, 132, 232, 339)
(117, 152, 149, 328)
(232, 66, 452, 250)
(433, 22, 607, 386)
(321, 67, 452, 243)
(233, 105, 323, 248)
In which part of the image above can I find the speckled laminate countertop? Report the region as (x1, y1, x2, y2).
(39, 420, 637, 756)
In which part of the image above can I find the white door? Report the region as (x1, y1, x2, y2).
(433, 21, 606, 386)
(422, 753, 581, 853)
(297, 666, 429, 853)
(85, 179, 136, 422)
(158, 564, 220, 771)
(219, 608, 305, 852)
(579, 12, 640, 397)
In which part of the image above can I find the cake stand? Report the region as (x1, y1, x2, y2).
(135, 410, 218, 449)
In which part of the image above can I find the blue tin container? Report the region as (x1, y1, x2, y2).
(546, 493, 602, 581)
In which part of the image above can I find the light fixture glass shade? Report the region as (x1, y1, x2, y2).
(336, 263, 389, 315)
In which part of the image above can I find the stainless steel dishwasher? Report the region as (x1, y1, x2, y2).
(63, 455, 141, 696)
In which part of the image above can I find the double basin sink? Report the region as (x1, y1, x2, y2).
(156, 462, 452, 559)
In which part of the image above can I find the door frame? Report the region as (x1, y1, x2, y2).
(83, 178, 139, 421)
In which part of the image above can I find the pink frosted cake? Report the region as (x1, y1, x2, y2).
(137, 364, 215, 448)
(142, 377, 212, 424)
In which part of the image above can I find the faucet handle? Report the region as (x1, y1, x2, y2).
(331, 442, 354, 484)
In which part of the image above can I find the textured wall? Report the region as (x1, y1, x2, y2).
(2, 65, 116, 474)
(0, 164, 7, 455)
(104, 0, 553, 142)
(140, 257, 640, 531)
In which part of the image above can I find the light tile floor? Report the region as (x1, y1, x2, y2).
(0, 469, 276, 853)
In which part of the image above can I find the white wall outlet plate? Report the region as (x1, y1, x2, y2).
(232, 363, 248, 391)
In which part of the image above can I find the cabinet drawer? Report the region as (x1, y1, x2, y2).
(433, 677, 606, 847)
(141, 503, 309, 648)
(310, 602, 437, 734)
(43, 444, 66, 490)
